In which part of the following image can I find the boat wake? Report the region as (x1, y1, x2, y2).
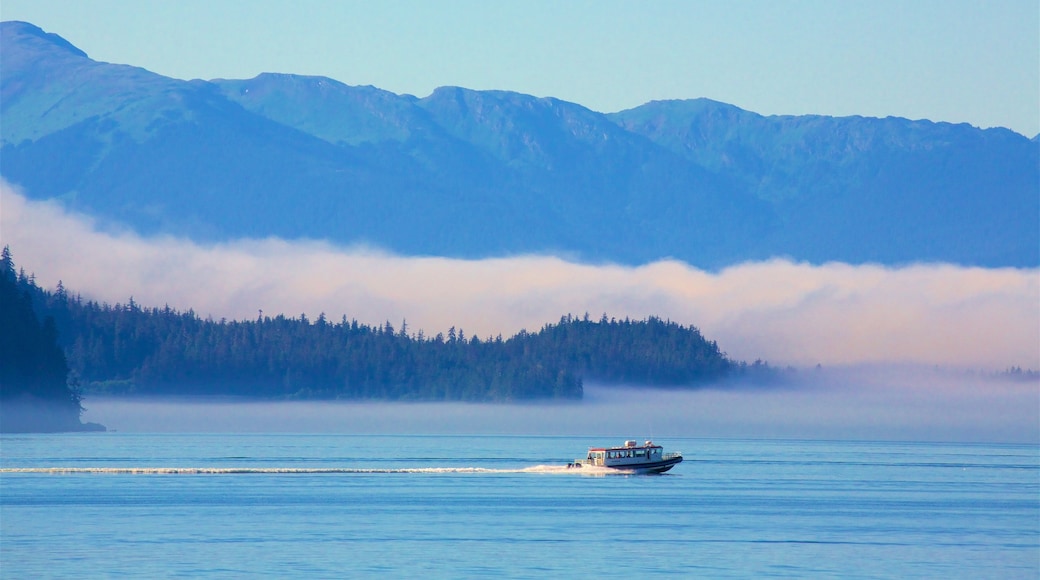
(1, 465, 617, 475)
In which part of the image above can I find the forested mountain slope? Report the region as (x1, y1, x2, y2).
(3, 21, 1036, 268)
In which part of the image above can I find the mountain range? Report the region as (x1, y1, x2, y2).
(2, 21, 1037, 268)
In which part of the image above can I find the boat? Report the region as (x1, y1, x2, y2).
(567, 440, 683, 474)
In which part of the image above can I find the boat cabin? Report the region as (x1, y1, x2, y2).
(585, 440, 665, 467)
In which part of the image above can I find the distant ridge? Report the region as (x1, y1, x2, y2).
(2, 20, 1037, 268)
(3, 20, 86, 57)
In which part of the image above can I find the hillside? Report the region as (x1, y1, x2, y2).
(2, 21, 1037, 268)
(7, 249, 742, 401)
(0, 248, 103, 432)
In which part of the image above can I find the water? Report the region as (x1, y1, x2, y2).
(2, 434, 1037, 578)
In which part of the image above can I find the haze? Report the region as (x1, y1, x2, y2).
(83, 372, 1039, 444)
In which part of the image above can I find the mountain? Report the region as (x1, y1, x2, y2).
(2, 21, 1037, 268)
(611, 100, 1039, 264)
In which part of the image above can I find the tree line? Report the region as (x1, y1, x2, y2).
(0, 247, 102, 431)
(4, 247, 750, 403)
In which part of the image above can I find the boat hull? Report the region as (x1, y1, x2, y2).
(567, 455, 683, 474)
(614, 455, 683, 474)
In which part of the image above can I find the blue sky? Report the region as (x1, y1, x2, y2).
(2, 0, 1037, 136)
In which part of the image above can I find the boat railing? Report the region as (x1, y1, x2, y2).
(663, 452, 682, 460)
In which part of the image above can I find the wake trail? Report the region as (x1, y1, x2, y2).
(0, 465, 597, 475)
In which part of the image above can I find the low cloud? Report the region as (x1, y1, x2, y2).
(3, 183, 1038, 370)
(81, 370, 1039, 443)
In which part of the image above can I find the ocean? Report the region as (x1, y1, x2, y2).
(1, 434, 1037, 578)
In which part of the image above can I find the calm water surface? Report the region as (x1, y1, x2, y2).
(2, 434, 1037, 578)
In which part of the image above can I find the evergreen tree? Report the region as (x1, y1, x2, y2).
(0, 247, 97, 432)
(11, 245, 754, 403)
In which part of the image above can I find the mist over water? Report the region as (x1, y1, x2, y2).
(79, 367, 1038, 444)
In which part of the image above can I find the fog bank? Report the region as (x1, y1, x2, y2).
(80, 367, 1038, 444)
(4, 185, 1037, 371)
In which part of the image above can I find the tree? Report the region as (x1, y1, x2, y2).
(0, 247, 99, 432)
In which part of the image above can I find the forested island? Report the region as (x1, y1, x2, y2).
(2, 248, 769, 424)
(1, 249, 103, 432)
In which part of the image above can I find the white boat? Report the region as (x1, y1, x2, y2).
(567, 440, 683, 474)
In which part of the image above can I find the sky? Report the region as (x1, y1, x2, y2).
(2, 0, 1037, 136)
